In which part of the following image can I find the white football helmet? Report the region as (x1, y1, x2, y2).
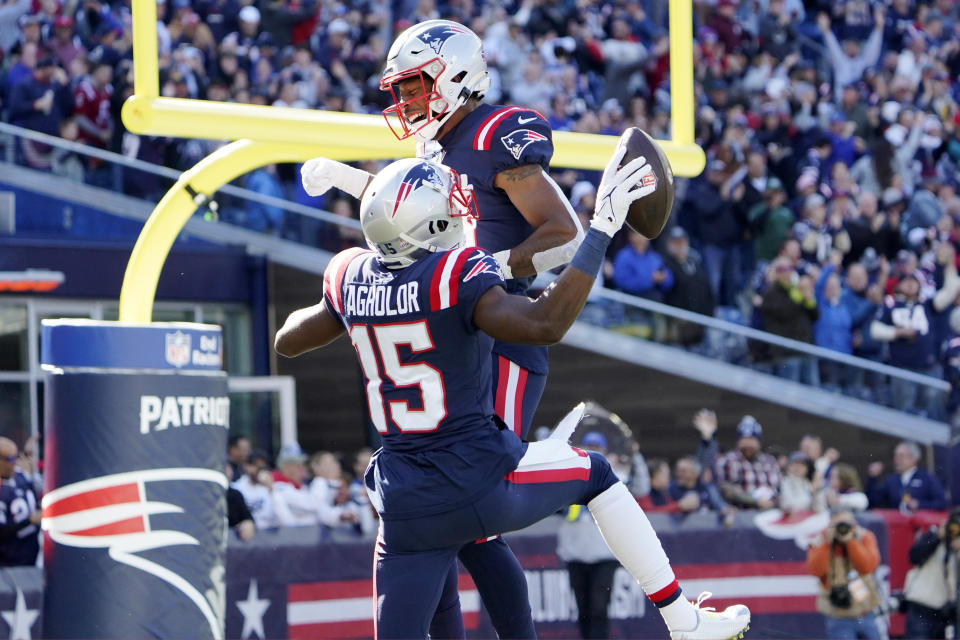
(360, 158, 478, 267)
(381, 19, 490, 142)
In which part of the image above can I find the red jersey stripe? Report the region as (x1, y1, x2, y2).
(473, 107, 523, 150)
(513, 366, 528, 436)
(506, 466, 590, 484)
(430, 251, 452, 311)
(445, 248, 474, 307)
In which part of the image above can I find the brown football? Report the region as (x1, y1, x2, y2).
(619, 127, 675, 239)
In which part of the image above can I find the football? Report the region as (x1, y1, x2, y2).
(619, 127, 675, 239)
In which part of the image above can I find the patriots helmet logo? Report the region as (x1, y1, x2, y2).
(417, 24, 466, 55)
(42, 468, 229, 639)
(392, 162, 447, 217)
(500, 129, 548, 161)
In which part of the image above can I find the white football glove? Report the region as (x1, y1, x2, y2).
(300, 157, 373, 199)
(590, 141, 656, 238)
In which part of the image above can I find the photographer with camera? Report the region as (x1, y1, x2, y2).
(807, 507, 882, 639)
(898, 507, 960, 639)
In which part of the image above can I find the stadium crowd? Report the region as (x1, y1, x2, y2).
(215, 410, 946, 543)
(1, 0, 960, 409)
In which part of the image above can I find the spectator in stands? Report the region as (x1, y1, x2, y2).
(814, 463, 869, 513)
(866, 441, 946, 512)
(612, 230, 673, 302)
(683, 159, 742, 307)
(715, 414, 782, 510)
(638, 458, 677, 513)
(611, 230, 673, 340)
(556, 431, 620, 640)
(748, 176, 795, 265)
(806, 507, 883, 639)
(272, 444, 318, 526)
(9, 55, 72, 168)
(900, 508, 960, 639)
(47, 15, 85, 69)
(225, 462, 255, 541)
(232, 450, 279, 530)
(871, 269, 953, 414)
(817, 5, 885, 102)
(668, 455, 731, 518)
(780, 452, 814, 515)
(308, 450, 374, 535)
(761, 256, 820, 385)
(0, 437, 40, 566)
(244, 164, 285, 234)
(814, 255, 854, 388)
(227, 435, 251, 481)
(661, 226, 713, 347)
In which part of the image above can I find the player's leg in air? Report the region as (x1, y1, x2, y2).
(381, 438, 750, 640)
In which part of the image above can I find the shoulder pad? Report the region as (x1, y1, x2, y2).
(473, 106, 548, 151)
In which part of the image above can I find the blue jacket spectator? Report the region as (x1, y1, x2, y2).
(244, 165, 285, 234)
(865, 441, 946, 511)
(814, 262, 853, 354)
(612, 231, 674, 302)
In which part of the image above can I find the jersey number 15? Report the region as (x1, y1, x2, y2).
(350, 321, 447, 433)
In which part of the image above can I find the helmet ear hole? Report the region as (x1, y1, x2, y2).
(451, 71, 466, 83)
(436, 220, 449, 232)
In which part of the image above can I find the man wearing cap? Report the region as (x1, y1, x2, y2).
(871, 267, 953, 414)
(715, 416, 782, 509)
(662, 226, 714, 347)
(8, 53, 71, 142)
(49, 14, 85, 68)
(222, 5, 261, 66)
(232, 450, 280, 530)
(556, 431, 621, 640)
(748, 176, 795, 263)
(272, 446, 319, 527)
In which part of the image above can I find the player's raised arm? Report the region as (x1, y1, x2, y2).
(492, 162, 584, 279)
(474, 137, 654, 344)
(301, 157, 373, 199)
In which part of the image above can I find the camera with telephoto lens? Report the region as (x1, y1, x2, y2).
(829, 585, 853, 608)
(835, 521, 852, 540)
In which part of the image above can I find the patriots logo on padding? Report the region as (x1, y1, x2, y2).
(500, 129, 548, 161)
(393, 162, 446, 218)
(462, 253, 503, 282)
(43, 468, 228, 639)
(417, 24, 466, 55)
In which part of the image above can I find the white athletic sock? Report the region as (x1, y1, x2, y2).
(588, 482, 697, 631)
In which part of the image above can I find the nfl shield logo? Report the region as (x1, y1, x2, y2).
(165, 331, 191, 368)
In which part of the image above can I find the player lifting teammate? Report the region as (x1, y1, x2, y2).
(301, 20, 583, 638)
(277, 137, 751, 640)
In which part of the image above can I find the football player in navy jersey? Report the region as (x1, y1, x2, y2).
(0, 438, 40, 567)
(278, 149, 751, 640)
(301, 20, 584, 637)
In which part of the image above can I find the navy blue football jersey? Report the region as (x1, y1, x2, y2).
(877, 297, 937, 370)
(0, 471, 39, 566)
(419, 103, 558, 374)
(323, 247, 525, 519)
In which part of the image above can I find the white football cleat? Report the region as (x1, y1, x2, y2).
(670, 593, 750, 640)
